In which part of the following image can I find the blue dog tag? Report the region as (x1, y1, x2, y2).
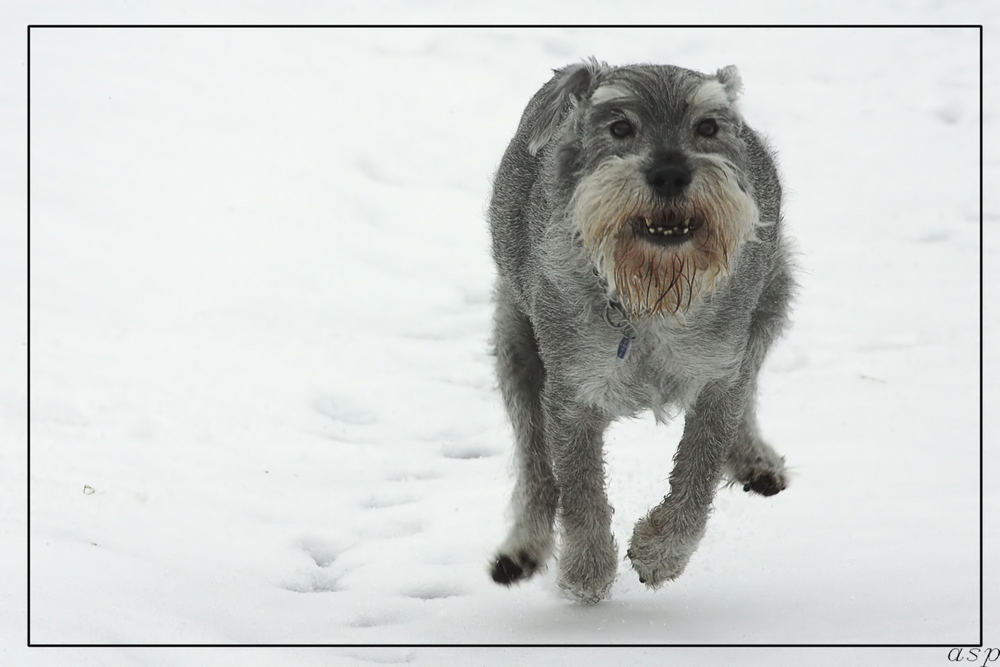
(616, 336, 631, 361)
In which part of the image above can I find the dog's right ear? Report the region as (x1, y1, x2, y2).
(527, 58, 605, 157)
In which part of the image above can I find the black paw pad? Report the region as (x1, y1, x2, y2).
(491, 554, 523, 585)
(743, 472, 785, 497)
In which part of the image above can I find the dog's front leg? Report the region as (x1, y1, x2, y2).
(544, 391, 618, 603)
(627, 373, 750, 588)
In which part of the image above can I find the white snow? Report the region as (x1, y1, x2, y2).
(3, 3, 999, 666)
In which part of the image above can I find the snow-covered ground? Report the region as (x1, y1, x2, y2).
(4, 3, 999, 666)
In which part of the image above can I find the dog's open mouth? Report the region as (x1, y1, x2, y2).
(630, 213, 703, 246)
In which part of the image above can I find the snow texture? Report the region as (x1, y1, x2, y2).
(4, 3, 999, 666)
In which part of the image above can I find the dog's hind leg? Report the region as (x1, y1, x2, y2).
(725, 266, 793, 497)
(490, 285, 559, 586)
(725, 386, 788, 497)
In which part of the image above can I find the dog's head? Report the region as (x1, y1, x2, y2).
(530, 60, 760, 318)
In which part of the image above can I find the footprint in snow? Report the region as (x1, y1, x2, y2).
(385, 470, 441, 483)
(403, 584, 464, 600)
(281, 536, 350, 593)
(362, 491, 418, 510)
(358, 518, 424, 540)
(349, 611, 400, 628)
(441, 442, 501, 460)
(282, 570, 342, 594)
(298, 536, 344, 567)
(312, 396, 378, 426)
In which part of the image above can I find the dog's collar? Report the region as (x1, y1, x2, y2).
(603, 298, 632, 333)
(604, 299, 635, 360)
(595, 270, 635, 357)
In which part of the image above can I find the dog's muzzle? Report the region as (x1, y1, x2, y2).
(568, 153, 759, 318)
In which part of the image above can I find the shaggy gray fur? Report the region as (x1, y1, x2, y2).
(488, 59, 794, 603)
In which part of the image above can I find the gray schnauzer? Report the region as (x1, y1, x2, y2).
(487, 59, 793, 603)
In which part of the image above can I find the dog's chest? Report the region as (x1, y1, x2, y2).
(571, 320, 741, 418)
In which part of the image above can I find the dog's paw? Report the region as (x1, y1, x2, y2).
(557, 535, 618, 604)
(626, 514, 700, 589)
(741, 466, 787, 496)
(727, 448, 789, 497)
(558, 575, 614, 604)
(490, 549, 540, 586)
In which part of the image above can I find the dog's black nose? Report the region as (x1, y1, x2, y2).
(645, 152, 693, 198)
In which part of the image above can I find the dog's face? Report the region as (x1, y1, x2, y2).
(530, 62, 760, 318)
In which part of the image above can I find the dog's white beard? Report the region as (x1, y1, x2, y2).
(569, 155, 759, 318)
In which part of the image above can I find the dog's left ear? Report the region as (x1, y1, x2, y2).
(527, 57, 606, 157)
(714, 65, 743, 103)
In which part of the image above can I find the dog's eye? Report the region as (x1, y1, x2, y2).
(696, 118, 718, 138)
(609, 120, 634, 138)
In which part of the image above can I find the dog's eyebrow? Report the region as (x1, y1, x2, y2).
(686, 80, 733, 111)
(695, 106, 739, 120)
(590, 84, 636, 105)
